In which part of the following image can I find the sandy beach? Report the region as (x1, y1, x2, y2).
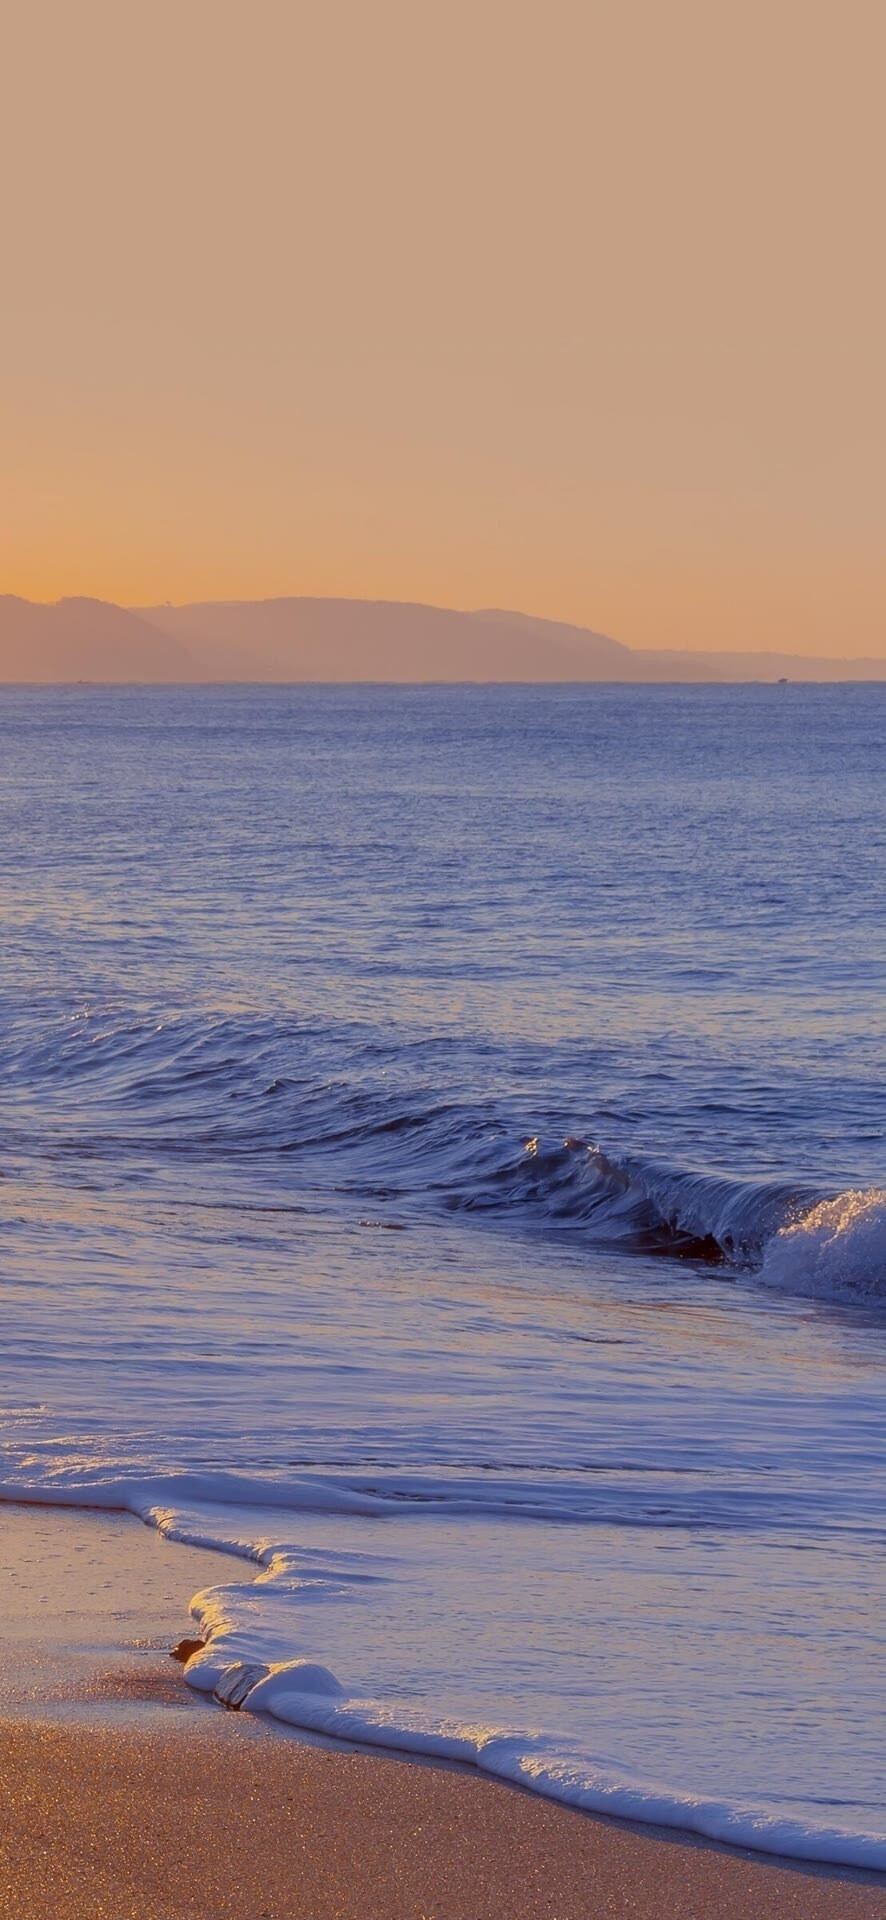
(2, 1505, 885, 1920)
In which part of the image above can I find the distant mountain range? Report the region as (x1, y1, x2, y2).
(1, 594, 883, 683)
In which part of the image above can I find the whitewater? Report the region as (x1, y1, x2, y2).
(1, 682, 884, 1868)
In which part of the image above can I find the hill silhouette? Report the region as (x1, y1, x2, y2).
(1, 594, 883, 682)
(0, 597, 196, 683)
(136, 599, 630, 682)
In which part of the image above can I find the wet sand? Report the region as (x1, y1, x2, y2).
(1, 1503, 885, 1920)
(3, 1711, 886, 1920)
(0, 1501, 245, 1717)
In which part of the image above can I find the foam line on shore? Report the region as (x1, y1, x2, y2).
(2, 1477, 884, 1873)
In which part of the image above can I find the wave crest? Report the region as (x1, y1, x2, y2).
(540, 1147, 885, 1302)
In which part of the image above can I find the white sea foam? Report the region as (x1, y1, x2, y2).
(758, 1189, 886, 1301)
(177, 1597, 886, 1868)
(188, 1641, 886, 1868)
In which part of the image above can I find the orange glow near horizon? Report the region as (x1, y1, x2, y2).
(1, 1, 884, 658)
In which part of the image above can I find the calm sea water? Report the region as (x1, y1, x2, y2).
(1, 683, 884, 1863)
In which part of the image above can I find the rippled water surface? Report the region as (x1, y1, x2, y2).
(1, 683, 884, 1863)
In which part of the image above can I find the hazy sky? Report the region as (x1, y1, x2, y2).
(1, 1, 883, 655)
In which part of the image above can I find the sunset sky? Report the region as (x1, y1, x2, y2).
(2, 0, 883, 656)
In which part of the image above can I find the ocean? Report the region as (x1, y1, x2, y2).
(1, 681, 884, 1866)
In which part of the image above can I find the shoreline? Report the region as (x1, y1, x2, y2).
(2, 1504, 886, 1917)
(0, 1500, 244, 1722)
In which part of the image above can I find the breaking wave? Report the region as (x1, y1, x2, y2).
(5, 1007, 884, 1304)
(500, 1141, 884, 1294)
(492, 1142, 885, 1302)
